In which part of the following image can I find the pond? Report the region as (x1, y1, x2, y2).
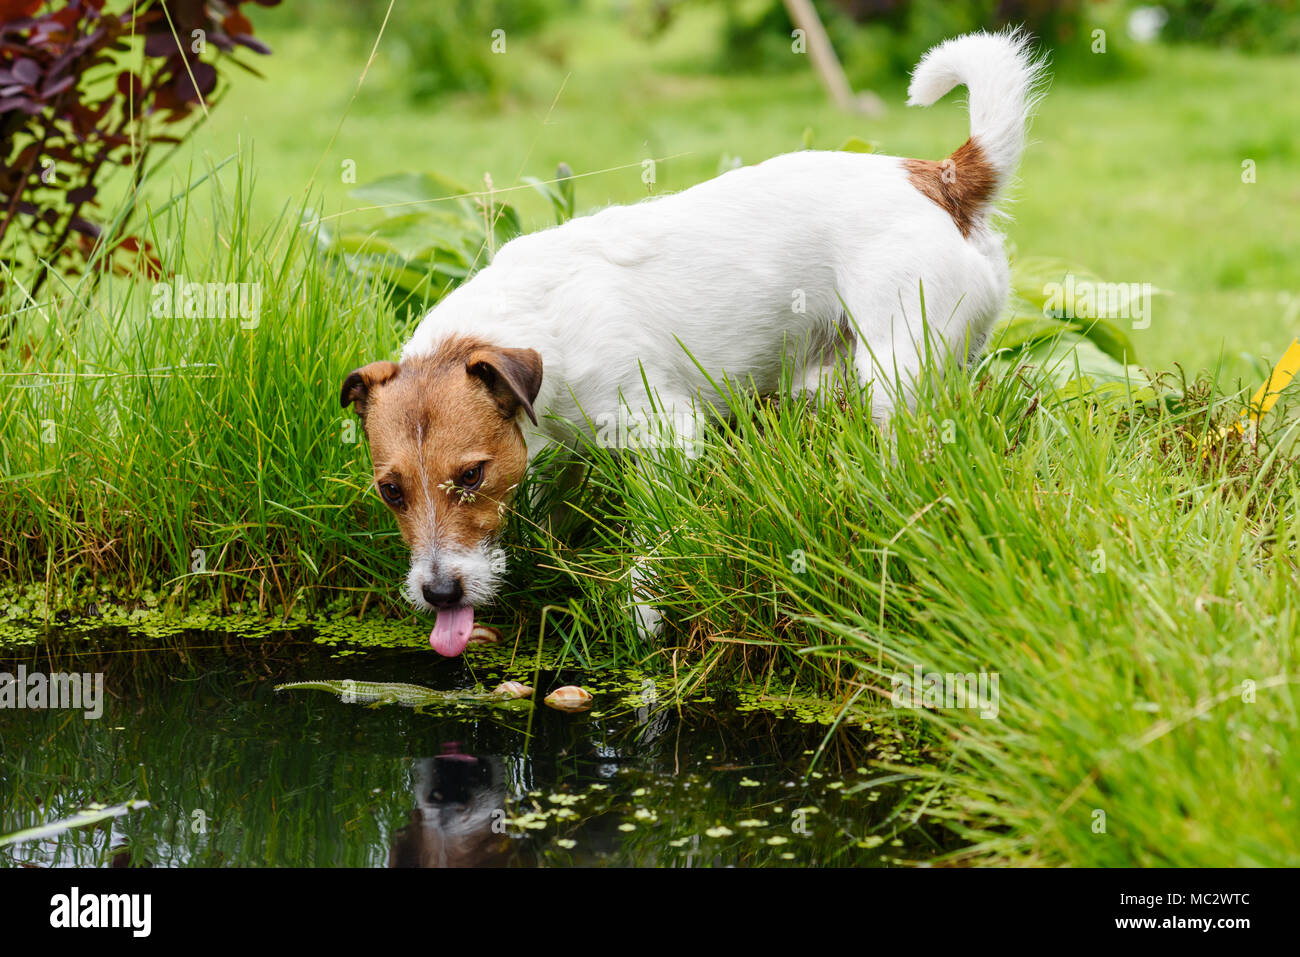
(0, 623, 952, 867)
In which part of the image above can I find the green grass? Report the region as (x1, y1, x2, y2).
(1, 160, 407, 613)
(3, 6, 1300, 866)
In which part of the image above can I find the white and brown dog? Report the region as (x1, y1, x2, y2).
(342, 30, 1046, 656)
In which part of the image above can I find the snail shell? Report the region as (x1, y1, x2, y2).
(544, 685, 594, 712)
(468, 624, 502, 645)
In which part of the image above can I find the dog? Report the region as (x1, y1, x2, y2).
(388, 748, 511, 868)
(342, 30, 1047, 656)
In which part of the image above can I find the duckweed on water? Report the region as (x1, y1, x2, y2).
(0, 584, 330, 646)
(0, 583, 540, 659)
(734, 686, 875, 727)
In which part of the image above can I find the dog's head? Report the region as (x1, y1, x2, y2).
(341, 336, 542, 656)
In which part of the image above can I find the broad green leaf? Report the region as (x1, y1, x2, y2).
(350, 171, 473, 215)
(1029, 336, 1134, 385)
(336, 233, 401, 257)
(1008, 257, 1144, 366)
(1068, 316, 1137, 365)
(366, 261, 436, 297)
(988, 316, 1075, 354)
(523, 170, 576, 225)
(430, 261, 470, 281)
(1011, 256, 1106, 311)
(363, 211, 477, 259)
(839, 135, 877, 153)
(413, 241, 470, 270)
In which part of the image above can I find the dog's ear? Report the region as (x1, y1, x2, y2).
(466, 347, 543, 426)
(341, 361, 400, 419)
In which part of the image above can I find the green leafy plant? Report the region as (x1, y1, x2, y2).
(308, 161, 576, 315)
(986, 255, 1155, 404)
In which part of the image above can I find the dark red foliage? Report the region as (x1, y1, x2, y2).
(0, 0, 279, 307)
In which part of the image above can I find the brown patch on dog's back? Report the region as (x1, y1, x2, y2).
(902, 137, 997, 238)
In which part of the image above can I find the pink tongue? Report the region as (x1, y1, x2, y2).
(430, 605, 474, 657)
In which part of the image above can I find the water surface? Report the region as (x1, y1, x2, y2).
(0, 626, 951, 867)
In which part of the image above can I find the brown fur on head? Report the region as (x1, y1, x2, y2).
(341, 336, 543, 612)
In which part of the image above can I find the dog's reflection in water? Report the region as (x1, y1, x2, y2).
(389, 743, 511, 868)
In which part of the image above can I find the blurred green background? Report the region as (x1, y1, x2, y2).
(163, 0, 1299, 382)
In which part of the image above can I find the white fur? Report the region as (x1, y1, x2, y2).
(405, 541, 501, 612)
(398, 30, 1046, 628)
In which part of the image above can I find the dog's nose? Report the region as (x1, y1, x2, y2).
(422, 578, 464, 609)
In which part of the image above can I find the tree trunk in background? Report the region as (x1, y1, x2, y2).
(782, 0, 884, 115)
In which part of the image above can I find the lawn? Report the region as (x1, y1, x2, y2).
(2, 3, 1298, 867)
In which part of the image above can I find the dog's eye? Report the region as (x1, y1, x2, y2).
(378, 481, 404, 508)
(459, 464, 484, 492)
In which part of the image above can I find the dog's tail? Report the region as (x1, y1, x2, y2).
(905, 29, 1048, 224)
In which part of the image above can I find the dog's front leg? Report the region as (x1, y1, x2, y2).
(628, 540, 664, 641)
(625, 455, 672, 643)
(619, 401, 704, 642)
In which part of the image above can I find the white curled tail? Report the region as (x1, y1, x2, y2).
(907, 28, 1049, 197)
